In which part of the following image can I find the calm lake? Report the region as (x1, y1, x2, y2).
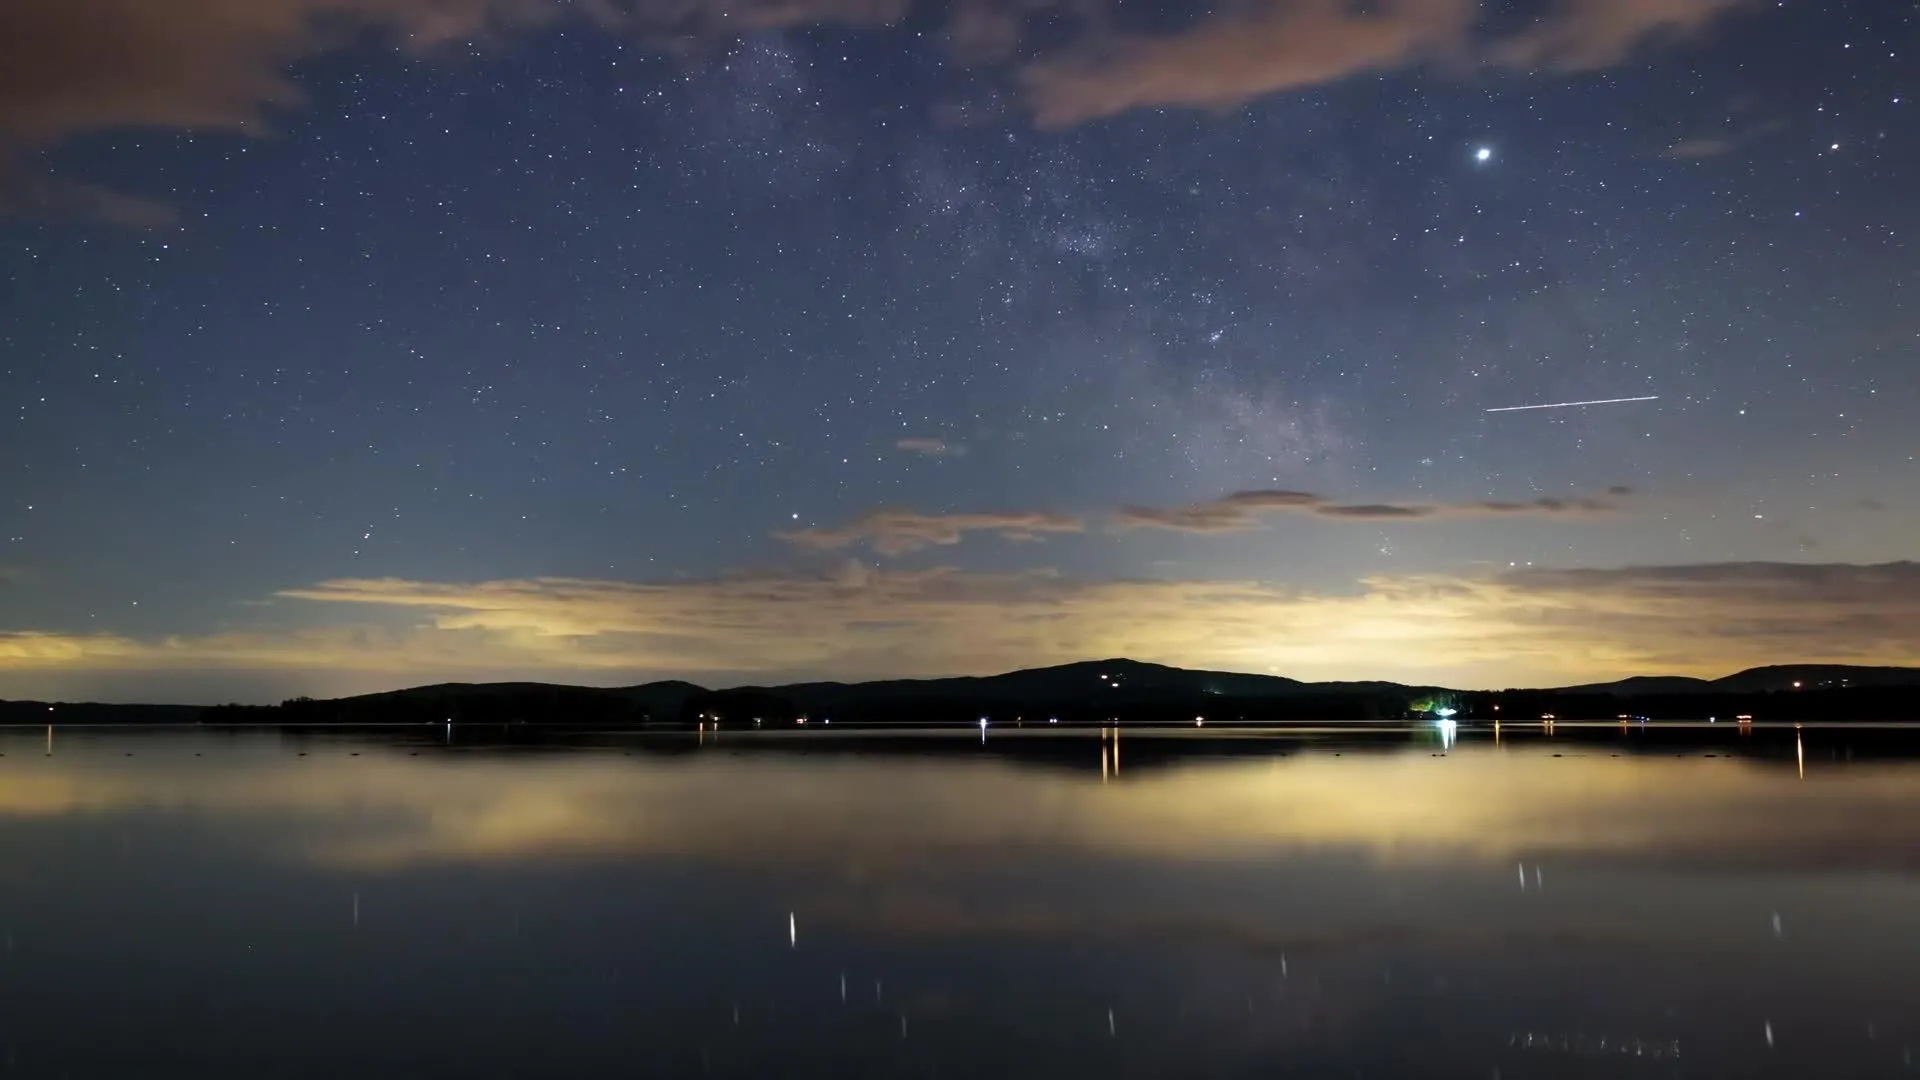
(1, 724, 1916, 1078)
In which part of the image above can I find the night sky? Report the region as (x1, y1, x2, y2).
(1, 0, 1914, 702)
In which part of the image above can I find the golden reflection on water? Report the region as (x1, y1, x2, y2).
(1, 734, 1917, 873)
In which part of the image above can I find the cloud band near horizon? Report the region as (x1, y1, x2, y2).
(1, 560, 1914, 701)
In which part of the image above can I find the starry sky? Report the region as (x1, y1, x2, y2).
(0, 0, 1915, 703)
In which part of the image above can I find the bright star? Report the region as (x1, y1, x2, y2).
(1474, 146, 1493, 163)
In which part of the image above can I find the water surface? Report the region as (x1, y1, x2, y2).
(2, 724, 1916, 1077)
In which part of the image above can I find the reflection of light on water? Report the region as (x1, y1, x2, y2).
(1511, 1031, 1681, 1060)
(1797, 726, 1805, 781)
(9, 735, 1920, 872)
(1436, 718, 1457, 750)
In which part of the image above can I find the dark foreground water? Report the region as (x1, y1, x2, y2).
(1, 724, 1917, 1079)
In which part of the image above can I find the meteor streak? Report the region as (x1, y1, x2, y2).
(1486, 395, 1659, 413)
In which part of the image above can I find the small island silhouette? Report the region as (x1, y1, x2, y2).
(6, 659, 1918, 727)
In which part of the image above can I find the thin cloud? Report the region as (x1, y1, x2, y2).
(1116, 488, 1628, 533)
(3, 561, 1917, 695)
(1466, 495, 1618, 514)
(1017, 0, 1753, 126)
(1661, 119, 1785, 160)
(1663, 135, 1736, 159)
(895, 436, 966, 458)
(1113, 490, 1323, 533)
(1490, 0, 1748, 72)
(0, 168, 178, 227)
(1504, 560, 1920, 610)
(1, 0, 515, 143)
(1021, 0, 1477, 127)
(1314, 503, 1438, 520)
(779, 509, 1084, 555)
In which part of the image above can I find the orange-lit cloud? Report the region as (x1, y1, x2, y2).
(894, 436, 966, 457)
(1017, 0, 1753, 125)
(1661, 119, 1784, 160)
(1489, 0, 1748, 72)
(0, 169, 178, 227)
(1021, 0, 1477, 126)
(0, 0, 520, 142)
(1116, 487, 1629, 533)
(1114, 489, 1325, 532)
(1664, 135, 1736, 159)
(779, 509, 1085, 555)
(1, 561, 1915, 694)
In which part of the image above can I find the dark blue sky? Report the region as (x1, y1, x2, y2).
(1, 0, 1914, 701)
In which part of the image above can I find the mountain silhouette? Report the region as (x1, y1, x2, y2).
(8, 660, 1919, 726)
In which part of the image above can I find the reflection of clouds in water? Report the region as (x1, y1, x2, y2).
(806, 889, 1650, 956)
(2, 742, 1918, 875)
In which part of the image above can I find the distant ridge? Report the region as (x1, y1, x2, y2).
(7, 660, 1918, 724)
(278, 658, 1920, 721)
(1562, 665, 1920, 696)
(1554, 675, 1716, 696)
(728, 658, 1312, 711)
